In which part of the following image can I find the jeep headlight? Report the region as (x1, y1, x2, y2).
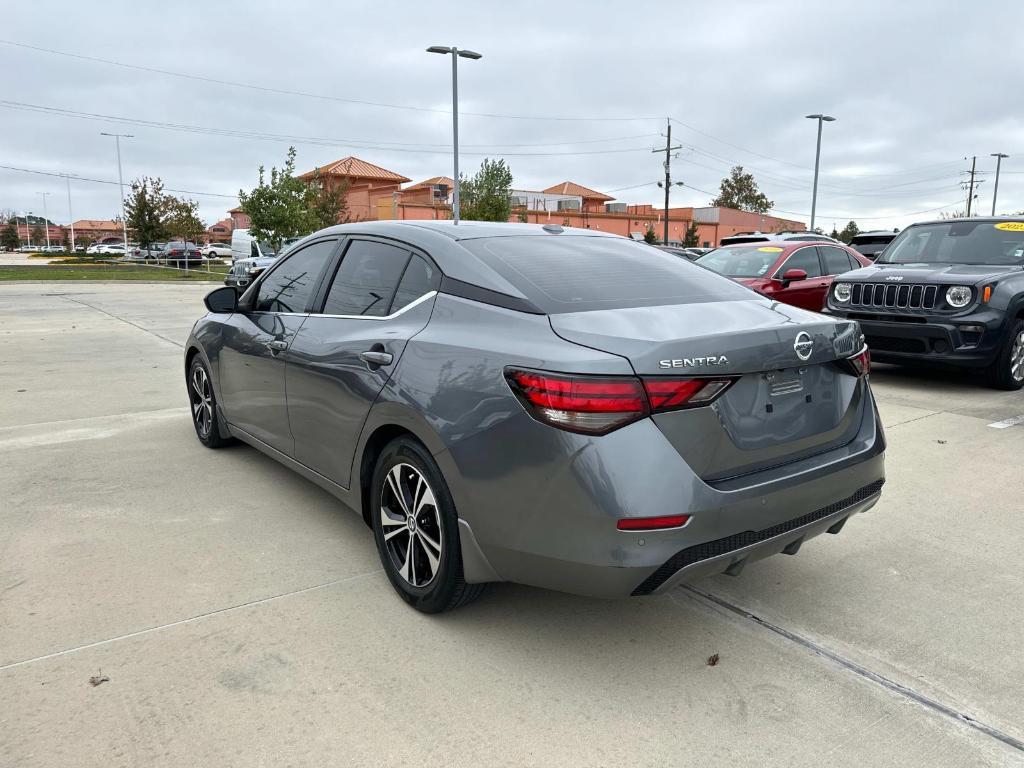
(946, 285, 972, 308)
(833, 282, 852, 303)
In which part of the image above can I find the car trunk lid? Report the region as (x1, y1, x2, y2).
(549, 299, 866, 482)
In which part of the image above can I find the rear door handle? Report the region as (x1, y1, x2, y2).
(266, 339, 288, 353)
(359, 350, 393, 366)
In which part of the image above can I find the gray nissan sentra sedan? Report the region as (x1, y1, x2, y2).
(185, 221, 885, 613)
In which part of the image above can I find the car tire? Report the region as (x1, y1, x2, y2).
(985, 318, 1024, 390)
(187, 356, 231, 447)
(370, 436, 486, 613)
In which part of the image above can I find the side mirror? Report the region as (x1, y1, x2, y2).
(204, 286, 238, 314)
(781, 268, 808, 283)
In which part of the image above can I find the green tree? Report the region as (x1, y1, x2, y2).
(165, 197, 206, 243)
(238, 146, 313, 252)
(838, 221, 860, 243)
(31, 224, 45, 244)
(683, 222, 700, 247)
(2, 219, 19, 250)
(124, 177, 172, 247)
(643, 225, 659, 244)
(305, 171, 350, 230)
(829, 226, 841, 240)
(459, 158, 513, 222)
(711, 166, 774, 214)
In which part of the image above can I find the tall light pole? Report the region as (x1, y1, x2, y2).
(805, 114, 836, 233)
(100, 132, 133, 251)
(64, 174, 76, 251)
(37, 192, 52, 248)
(426, 45, 482, 225)
(991, 153, 1009, 216)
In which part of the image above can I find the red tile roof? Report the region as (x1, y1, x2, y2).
(542, 181, 614, 201)
(404, 176, 455, 191)
(72, 219, 120, 229)
(300, 157, 410, 183)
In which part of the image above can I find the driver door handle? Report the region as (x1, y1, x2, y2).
(266, 339, 288, 353)
(359, 350, 393, 366)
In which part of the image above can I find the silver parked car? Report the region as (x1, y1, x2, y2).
(185, 222, 885, 613)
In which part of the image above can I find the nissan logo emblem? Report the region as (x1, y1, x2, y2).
(794, 332, 814, 361)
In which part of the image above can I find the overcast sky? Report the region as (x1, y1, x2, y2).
(2, 0, 1022, 232)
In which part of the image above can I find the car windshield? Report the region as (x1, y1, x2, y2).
(696, 245, 784, 278)
(259, 240, 277, 256)
(879, 221, 1024, 265)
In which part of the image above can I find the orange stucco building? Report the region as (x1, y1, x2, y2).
(226, 155, 804, 247)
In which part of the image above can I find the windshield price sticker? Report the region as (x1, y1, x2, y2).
(757, 246, 784, 252)
(994, 222, 1024, 232)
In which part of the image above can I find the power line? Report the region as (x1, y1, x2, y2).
(769, 200, 964, 221)
(0, 39, 657, 123)
(0, 100, 657, 157)
(0, 162, 237, 198)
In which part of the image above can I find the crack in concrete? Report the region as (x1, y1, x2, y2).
(0, 570, 383, 672)
(60, 295, 185, 349)
(680, 586, 1024, 755)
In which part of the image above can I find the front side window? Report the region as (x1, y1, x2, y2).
(820, 245, 855, 276)
(776, 247, 823, 278)
(254, 239, 336, 313)
(321, 240, 411, 316)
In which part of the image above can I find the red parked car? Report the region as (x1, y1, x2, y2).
(695, 241, 872, 311)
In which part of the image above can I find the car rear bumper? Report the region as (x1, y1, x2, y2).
(445, 385, 886, 598)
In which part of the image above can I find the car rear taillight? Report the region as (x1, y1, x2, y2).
(505, 369, 647, 435)
(642, 378, 735, 412)
(841, 346, 871, 377)
(505, 369, 736, 435)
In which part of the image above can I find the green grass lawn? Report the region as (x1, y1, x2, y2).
(0, 264, 227, 281)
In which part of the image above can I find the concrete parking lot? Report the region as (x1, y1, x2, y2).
(2, 282, 1023, 767)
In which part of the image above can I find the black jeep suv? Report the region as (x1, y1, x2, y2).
(826, 218, 1024, 389)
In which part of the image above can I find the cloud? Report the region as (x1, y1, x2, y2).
(2, 0, 1022, 230)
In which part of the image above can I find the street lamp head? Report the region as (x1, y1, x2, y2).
(805, 114, 836, 122)
(991, 152, 1010, 159)
(457, 49, 482, 60)
(427, 46, 452, 54)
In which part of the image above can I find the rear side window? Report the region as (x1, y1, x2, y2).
(460, 235, 752, 313)
(820, 245, 855, 275)
(322, 239, 410, 317)
(254, 239, 336, 312)
(390, 255, 440, 313)
(776, 247, 822, 278)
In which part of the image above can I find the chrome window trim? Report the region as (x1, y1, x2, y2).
(311, 290, 438, 321)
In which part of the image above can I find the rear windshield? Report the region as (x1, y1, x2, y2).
(878, 221, 1024, 265)
(696, 245, 784, 278)
(460, 235, 753, 313)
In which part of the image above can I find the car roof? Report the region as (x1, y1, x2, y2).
(908, 216, 1022, 228)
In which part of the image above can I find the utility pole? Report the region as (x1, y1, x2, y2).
(653, 118, 683, 244)
(965, 156, 977, 217)
(990, 153, 1009, 216)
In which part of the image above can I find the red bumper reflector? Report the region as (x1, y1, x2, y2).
(617, 514, 691, 531)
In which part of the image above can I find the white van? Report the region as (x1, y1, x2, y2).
(230, 229, 278, 262)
